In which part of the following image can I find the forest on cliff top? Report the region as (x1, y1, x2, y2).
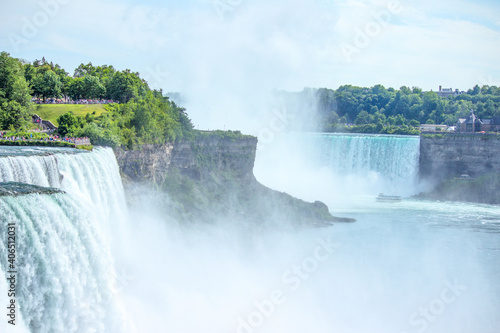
(2, 51, 500, 145)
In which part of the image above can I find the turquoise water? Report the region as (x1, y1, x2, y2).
(0, 147, 127, 332)
(118, 195, 500, 333)
(1, 140, 499, 332)
(252, 133, 500, 332)
(312, 133, 420, 183)
(0, 146, 83, 157)
(255, 133, 422, 201)
(328, 197, 500, 332)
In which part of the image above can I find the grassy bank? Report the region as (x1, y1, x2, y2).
(36, 104, 106, 126)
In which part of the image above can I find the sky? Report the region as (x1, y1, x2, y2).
(1, 0, 500, 131)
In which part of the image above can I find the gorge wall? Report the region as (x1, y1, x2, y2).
(418, 134, 500, 204)
(419, 134, 500, 181)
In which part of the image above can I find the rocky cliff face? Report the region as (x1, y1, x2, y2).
(114, 133, 351, 226)
(418, 134, 500, 204)
(419, 135, 500, 181)
(113, 135, 257, 184)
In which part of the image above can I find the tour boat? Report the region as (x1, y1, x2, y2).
(376, 193, 402, 202)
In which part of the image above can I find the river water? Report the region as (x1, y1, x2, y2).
(252, 133, 500, 332)
(0, 134, 499, 333)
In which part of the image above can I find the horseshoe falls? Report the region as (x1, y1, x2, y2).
(315, 134, 420, 185)
(0, 147, 129, 333)
(255, 133, 421, 206)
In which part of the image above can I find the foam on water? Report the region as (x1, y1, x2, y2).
(0, 147, 128, 332)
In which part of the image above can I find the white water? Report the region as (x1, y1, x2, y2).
(0, 148, 129, 332)
(117, 193, 500, 333)
(255, 133, 421, 206)
(0, 155, 61, 188)
(314, 134, 420, 185)
(1, 140, 499, 333)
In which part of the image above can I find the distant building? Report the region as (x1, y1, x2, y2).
(455, 110, 500, 133)
(481, 118, 492, 132)
(456, 118, 466, 132)
(457, 111, 482, 133)
(435, 86, 465, 98)
(480, 116, 500, 132)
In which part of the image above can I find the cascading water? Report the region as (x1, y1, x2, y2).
(1, 139, 498, 333)
(0, 155, 61, 188)
(314, 133, 420, 185)
(255, 133, 421, 205)
(0, 147, 127, 225)
(0, 147, 129, 333)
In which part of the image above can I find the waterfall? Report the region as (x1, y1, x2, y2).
(307, 133, 421, 195)
(0, 155, 61, 188)
(0, 147, 129, 333)
(255, 133, 421, 204)
(314, 133, 420, 184)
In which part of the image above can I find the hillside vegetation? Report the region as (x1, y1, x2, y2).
(2, 51, 500, 141)
(0, 51, 194, 147)
(36, 104, 106, 126)
(283, 85, 500, 134)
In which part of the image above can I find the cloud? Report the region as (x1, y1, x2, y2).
(0, 0, 499, 131)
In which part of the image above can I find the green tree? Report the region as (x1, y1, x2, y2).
(422, 91, 439, 121)
(0, 100, 31, 130)
(41, 70, 63, 100)
(107, 70, 144, 103)
(394, 114, 406, 126)
(355, 110, 372, 125)
(400, 86, 412, 95)
(74, 62, 98, 78)
(469, 85, 481, 95)
(409, 119, 420, 127)
(74, 63, 116, 88)
(325, 111, 340, 126)
(0, 52, 33, 130)
(68, 77, 85, 100)
(57, 112, 85, 136)
(0, 52, 32, 104)
(83, 75, 105, 99)
(30, 73, 44, 98)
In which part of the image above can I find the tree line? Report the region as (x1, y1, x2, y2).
(311, 84, 500, 134)
(3, 50, 500, 142)
(0, 51, 193, 147)
(24, 57, 146, 103)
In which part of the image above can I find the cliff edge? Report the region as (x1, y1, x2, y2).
(114, 131, 353, 226)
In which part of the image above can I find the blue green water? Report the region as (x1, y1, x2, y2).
(252, 133, 500, 332)
(1, 138, 499, 333)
